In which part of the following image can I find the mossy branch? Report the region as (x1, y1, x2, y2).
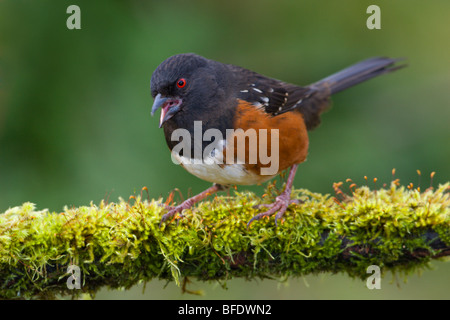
(1, 180, 449, 299)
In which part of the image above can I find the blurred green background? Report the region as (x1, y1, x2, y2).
(0, 0, 449, 299)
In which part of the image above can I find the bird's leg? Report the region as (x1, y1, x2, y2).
(248, 164, 302, 227)
(160, 183, 227, 225)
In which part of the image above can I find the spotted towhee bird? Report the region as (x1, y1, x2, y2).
(151, 53, 404, 226)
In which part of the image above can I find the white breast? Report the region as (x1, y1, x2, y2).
(170, 140, 275, 186)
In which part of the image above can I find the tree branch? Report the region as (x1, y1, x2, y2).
(0, 181, 449, 299)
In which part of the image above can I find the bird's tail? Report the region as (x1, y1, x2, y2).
(299, 57, 405, 130)
(313, 57, 406, 95)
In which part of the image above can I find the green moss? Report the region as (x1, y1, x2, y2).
(0, 180, 449, 299)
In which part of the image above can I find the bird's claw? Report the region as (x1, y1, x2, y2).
(248, 194, 302, 228)
(159, 199, 194, 227)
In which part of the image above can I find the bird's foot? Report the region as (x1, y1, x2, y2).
(159, 199, 194, 226)
(159, 184, 225, 227)
(248, 191, 303, 227)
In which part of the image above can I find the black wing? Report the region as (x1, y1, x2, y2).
(229, 56, 404, 130)
(231, 65, 330, 130)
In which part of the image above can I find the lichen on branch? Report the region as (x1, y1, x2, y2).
(0, 179, 449, 299)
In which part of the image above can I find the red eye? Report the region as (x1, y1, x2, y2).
(177, 78, 186, 88)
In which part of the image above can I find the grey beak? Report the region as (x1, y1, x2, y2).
(151, 93, 168, 116)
